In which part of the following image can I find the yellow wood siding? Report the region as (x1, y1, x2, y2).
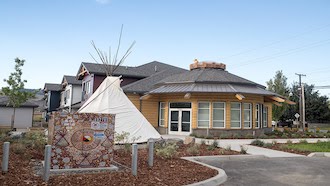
(126, 93, 274, 130)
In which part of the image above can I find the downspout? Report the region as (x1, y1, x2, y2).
(69, 85, 73, 113)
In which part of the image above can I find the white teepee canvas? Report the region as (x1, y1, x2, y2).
(78, 76, 161, 143)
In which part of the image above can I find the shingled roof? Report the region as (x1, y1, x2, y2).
(157, 68, 264, 88)
(44, 83, 62, 91)
(63, 75, 82, 85)
(79, 61, 181, 79)
(122, 67, 188, 93)
(0, 96, 38, 108)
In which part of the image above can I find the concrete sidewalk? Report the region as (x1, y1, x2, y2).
(161, 135, 330, 158)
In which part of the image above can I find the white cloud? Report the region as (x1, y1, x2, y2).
(95, 0, 110, 4)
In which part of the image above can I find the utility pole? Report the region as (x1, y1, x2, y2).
(295, 73, 306, 130)
(301, 84, 306, 131)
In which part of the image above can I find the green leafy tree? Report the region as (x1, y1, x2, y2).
(1, 58, 36, 129)
(266, 70, 290, 121)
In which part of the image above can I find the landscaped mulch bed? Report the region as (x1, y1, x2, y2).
(0, 142, 237, 186)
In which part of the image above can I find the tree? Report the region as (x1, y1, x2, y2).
(1, 58, 36, 129)
(266, 70, 290, 121)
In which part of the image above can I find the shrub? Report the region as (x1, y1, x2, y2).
(207, 145, 216, 151)
(287, 140, 293, 144)
(272, 140, 278, 145)
(281, 134, 288, 138)
(240, 145, 248, 154)
(299, 139, 308, 144)
(219, 134, 229, 139)
(156, 143, 178, 159)
(24, 131, 47, 151)
(225, 145, 232, 151)
(219, 149, 226, 155)
(258, 134, 268, 139)
(251, 139, 264, 147)
(211, 140, 219, 148)
(187, 144, 200, 155)
(200, 140, 206, 146)
(245, 134, 254, 139)
(263, 143, 273, 148)
(232, 133, 240, 139)
(12, 143, 25, 154)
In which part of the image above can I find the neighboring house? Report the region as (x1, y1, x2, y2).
(0, 96, 38, 129)
(43, 83, 62, 120)
(59, 75, 82, 112)
(76, 61, 185, 102)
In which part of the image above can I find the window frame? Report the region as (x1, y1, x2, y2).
(159, 102, 166, 127)
(243, 103, 252, 129)
(230, 102, 241, 129)
(212, 102, 226, 129)
(255, 104, 260, 129)
(263, 106, 268, 127)
(197, 102, 210, 128)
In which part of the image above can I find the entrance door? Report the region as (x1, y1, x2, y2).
(169, 109, 191, 135)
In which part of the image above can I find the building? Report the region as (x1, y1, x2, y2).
(126, 61, 292, 136)
(59, 75, 82, 112)
(0, 96, 38, 129)
(43, 83, 62, 120)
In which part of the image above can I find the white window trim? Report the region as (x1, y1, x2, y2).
(159, 102, 165, 127)
(230, 102, 241, 129)
(255, 104, 260, 129)
(197, 102, 210, 128)
(243, 103, 252, 129)
(212, 102, 226, 129)
(263, 106, 268, 127)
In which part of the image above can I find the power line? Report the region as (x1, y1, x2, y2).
(229, 38, 330, 69)
(222, 23, 330, 60)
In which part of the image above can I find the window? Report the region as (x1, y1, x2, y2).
(263, 106, 268, 127)
(243, 103, 252, 128)
(255, 104, 260, 128)
(213, 102, 225, 128)
(83, 81, 91, 94)
(198, 102, 210, 128)
(230, 102, 241, 128)
(66, 89, 70, 99)
(159, 102, 165, 126)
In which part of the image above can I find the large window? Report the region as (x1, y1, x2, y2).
(198, 102, 210, 128)
(231, 102, 241, 128)
(213, 102, 225, 128)
(159, 102, 165, 126)
(83, 81, 91, 94)
(263, 106, 268, 127)
(255, 104, 260, 128)
(243, 103, 252, 128)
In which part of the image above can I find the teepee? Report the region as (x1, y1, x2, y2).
(78, 76, 161, 143)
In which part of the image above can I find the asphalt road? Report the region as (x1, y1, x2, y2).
(200, 157, 330, 186)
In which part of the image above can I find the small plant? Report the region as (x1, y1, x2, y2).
(12, 143, 25, 154)
(200, 140, 206, 146)
(272, 140, 278, 145)
(240, 145, 248, 154)
(225, 145, 232, 151)
(245, 134, 253, 139)
(281, 133, 288, 138)
(207, 145, 216, 151)
(287, 140, 293, 144)
(263, 143, 273, 148)
(211, 140, 219, 148)
(219, 134, 229, 139)
(156, 143, 178, 159)
(251, 139, 264, 147)
(219, 149, 226, 155)
(258, 134, 268, 139)
(299, 139, 308, 144)
(187, 144, 200, 155)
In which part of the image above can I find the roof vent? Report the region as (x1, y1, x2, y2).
(190, 59, 226, 70)
(155, 65, 157, 72)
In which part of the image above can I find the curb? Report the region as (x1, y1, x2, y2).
(182, 156, 227, 186)
(307, 152, 330, 157)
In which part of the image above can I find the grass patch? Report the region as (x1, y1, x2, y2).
(285, 141, 330, 152)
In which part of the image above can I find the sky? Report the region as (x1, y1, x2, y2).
(1, 0, 330, 96)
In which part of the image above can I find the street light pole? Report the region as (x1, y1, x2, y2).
(302, 84, 306, 131)
(295, 73, 306, 130)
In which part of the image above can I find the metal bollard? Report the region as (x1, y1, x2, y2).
(132, 144, 138, 176)
(43, 145, 52, 182)
(148, 140, 154, 167)
(2, 142, 10, 172)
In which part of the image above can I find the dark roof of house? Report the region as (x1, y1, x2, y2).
(44, 83, 62, 91)
(122, 67, 188, 93)
(0, 96, 39, 108)
(149, 83, 277, 96)
(157, 68, 264, 88)
(80, 61, 181, 78)
(63, 75, 82, 85)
